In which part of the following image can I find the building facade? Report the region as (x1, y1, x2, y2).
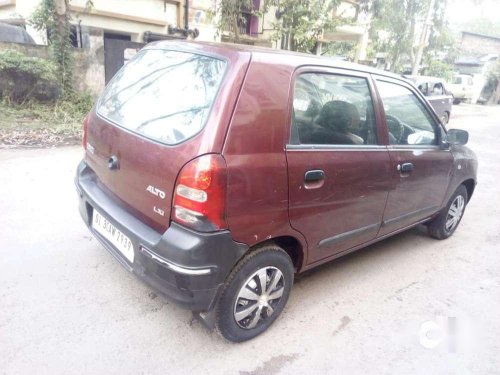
(0, 0, 369, 94)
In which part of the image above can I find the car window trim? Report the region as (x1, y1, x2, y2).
(286, 66, 385, 149)
(286, 144, 387, 151)
(372, 75, 445, 146)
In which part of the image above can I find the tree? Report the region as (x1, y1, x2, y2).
(363, 0, 451, 73)
(486, 60, 500, 104)
(213, 0, 349, 53)
(362, 0, 425, 72)
(30, 0, 93, 96)
(211, 0, 254, 42)
(411, 0, 436, 74)
(266, 0, 343, 53)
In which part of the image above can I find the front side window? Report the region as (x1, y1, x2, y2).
(291, 73, 378, 145)
(377, 80, 437, 146)
(98, 49, 226, 145)
(431, 82, 444, 96)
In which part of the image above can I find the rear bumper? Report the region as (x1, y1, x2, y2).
(75, 160, 248, 312)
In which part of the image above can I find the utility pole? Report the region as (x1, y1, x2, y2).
(412, 0, 436, 75)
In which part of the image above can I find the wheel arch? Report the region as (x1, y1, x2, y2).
(462, 178, 476, 202)
(248, 236, 305, 273)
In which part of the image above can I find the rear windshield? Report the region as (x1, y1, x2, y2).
(97, 49, 227, 145)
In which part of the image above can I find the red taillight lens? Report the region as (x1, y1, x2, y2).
(172, 154, 227, 232)
(82, 114, 89, 149)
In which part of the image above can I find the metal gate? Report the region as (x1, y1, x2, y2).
(104, 38, 145, 84)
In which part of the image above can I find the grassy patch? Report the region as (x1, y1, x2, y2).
(0, 93, 93, 147)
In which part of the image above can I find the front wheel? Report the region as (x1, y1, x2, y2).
(428, 185, 468, 240)
(215, 245, 294, 342)
(441, 112, 450, 125)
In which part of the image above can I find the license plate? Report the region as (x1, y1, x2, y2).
(92, 209, 134, 263)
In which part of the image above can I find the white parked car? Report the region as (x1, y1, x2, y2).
(449, 74, 474, 104)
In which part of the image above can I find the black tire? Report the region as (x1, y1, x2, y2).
(428, 185, 468, 240)
(453, 99, 461, 105)
(215, 245, 294, 342)
(441, 112, 450, 125)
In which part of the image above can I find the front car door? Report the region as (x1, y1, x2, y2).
(373, 76, 454, 236)
(286, 68, 392, 266)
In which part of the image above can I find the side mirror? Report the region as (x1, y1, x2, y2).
(446, 129, 469, 145)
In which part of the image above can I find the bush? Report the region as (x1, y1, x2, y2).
(0, 49, 60, 104)
(424, 60, 454, 82)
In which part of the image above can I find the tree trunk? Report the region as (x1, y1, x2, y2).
(412, 0, 436, 75)
(409, 9, 416, 67)
(53, 0, 72, 93)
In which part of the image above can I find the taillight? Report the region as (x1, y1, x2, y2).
(82, 114, 89, 149)
(172, 154, 227, 232)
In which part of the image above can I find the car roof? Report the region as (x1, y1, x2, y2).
(405, 75, 445, 84)
(146, 40, 405, 81)
(0, 22, 35, 44)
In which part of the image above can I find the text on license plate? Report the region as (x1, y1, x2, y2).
(92, 209, 134, 263)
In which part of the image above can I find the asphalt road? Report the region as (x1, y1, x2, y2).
(1, 104, 499, 375)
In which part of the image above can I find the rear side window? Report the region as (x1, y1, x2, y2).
(377, 80, 437, 146)
(291, 73, 378, 145)
(97, 49, 226, 145)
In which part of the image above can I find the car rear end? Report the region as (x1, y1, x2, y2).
(75, 42, 251, 312)
(449, 75, 474, 103)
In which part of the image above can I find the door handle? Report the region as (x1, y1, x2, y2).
(304, 169, 325, 182)
(397, 163, 414, 173)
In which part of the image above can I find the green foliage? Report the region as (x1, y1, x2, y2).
(424, 59, 453, 81)
(364, 0, 454, 73)
(0, 91, 94, 145)
(211, 0, 254, 41)
(365, 0, 428, 72)
(424, 1, 457, 65)
(0, 49, 60, 104)
(265, 0, 343, 52)
(322, 41, 357, 60)
(30, 0, 73, 96)
(0, 49, 57, 81)
(213, 0, 347, 53)
(484, 60, 500, 104)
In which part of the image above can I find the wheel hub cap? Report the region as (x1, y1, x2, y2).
(445, 195, 465, 233)
(233, 266, 285, 329)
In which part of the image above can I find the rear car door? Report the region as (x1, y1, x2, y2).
(427, 81, 452, 122)
(286, 68, 392, 265)
(374, 77, 454, 236)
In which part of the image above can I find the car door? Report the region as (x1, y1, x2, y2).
(286, 68, 392, 265)
(374, 77, 454, 236)
(427, 81, 444, 116)
(428, 81, 452, 122)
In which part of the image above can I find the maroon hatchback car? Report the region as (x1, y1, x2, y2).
(76, 41, 477, 342)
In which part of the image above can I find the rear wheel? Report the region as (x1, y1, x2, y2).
(215, 245, 293, 342)
(428, 185, 468, 239)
